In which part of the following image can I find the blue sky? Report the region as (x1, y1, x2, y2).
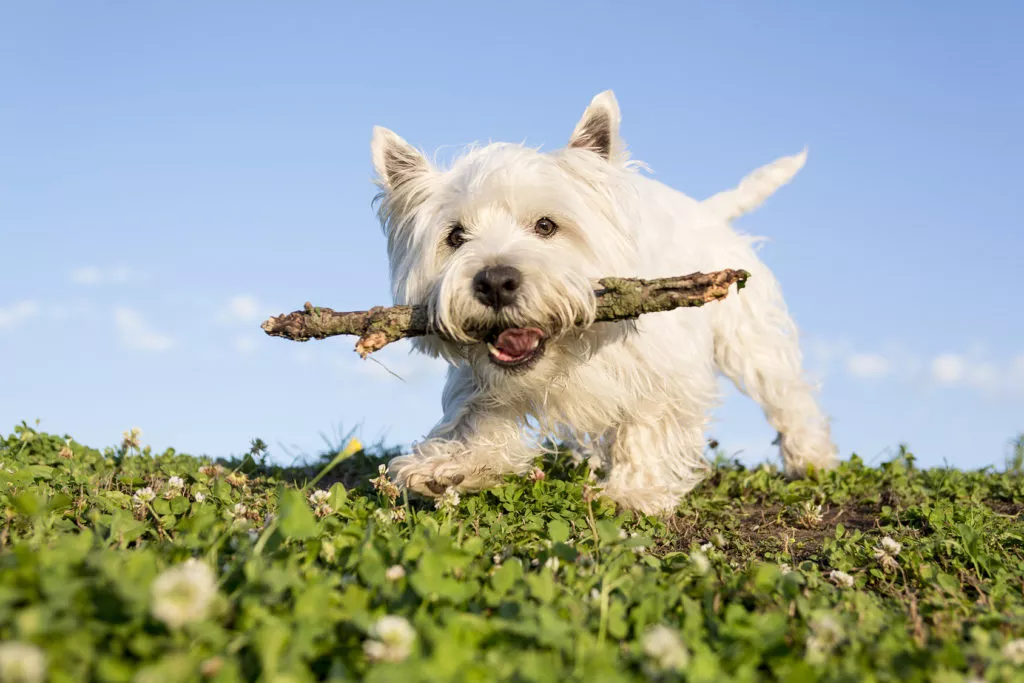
(2, 2, 1022, 470)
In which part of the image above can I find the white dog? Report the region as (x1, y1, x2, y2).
(370, 90, 837, 514)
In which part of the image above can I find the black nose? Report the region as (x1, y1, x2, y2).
(472, 265, 522, 310)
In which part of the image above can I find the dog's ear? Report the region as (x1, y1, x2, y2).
(568, 90, 623, 162)
(372, 126, 432, 193)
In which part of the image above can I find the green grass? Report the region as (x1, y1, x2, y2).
(2, 422, 1024, 682)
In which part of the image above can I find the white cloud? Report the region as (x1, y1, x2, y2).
(224, 295, 261, 323)
(804, 338, 911, 383)
(0, 300, 40, 331)
(926, 350, 1024, 397)
(845, 352, 890, 379)
(931, 353, 965, 385)
(114, 307, 174, 352)
(70, 266, 133, 285)
(807, 337, 1024, 398)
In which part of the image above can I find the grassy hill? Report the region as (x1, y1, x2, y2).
(1, 422, 1023, 682)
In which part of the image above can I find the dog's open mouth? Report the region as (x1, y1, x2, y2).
(485, 327, 547, 369)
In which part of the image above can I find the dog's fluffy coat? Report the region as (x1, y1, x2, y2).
(371, 90, 837, 514)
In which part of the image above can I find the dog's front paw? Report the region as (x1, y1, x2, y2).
(388, 453, 466, 496)
(388, 441, 499, 498)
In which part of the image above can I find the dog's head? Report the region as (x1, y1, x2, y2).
(370, 91, 640, 383)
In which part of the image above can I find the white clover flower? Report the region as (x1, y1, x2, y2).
(385, 565, 406, 582)
(194, 491, 206, 503)
(700, 542, 713, 553)
(122, 427, 143, 451)
(308, 489, 330, 505)
(58, 439, 74, 460)
(369, 464, 400, 503)
(225, 471, 248, 487)
(231, 503, 248, 518)
(434, 486, 460, 510)
(880, 536, 902, 556)
(308, 489, 334, 517)
(363, 615, 416, 663)
(162, 476, 186, 498)
(641, 625, 689, 672)
(133, 487, 156, 504)
(805, 614, 845, 664)
(150, 558, 218, 629)
(590, 588, 601, 602)
(0, 641, 46, 683)
(873, 538, 901, 573)
(544, 556, 561, 573)
(199, 464, 225, 478)
(390, 507, 406, 522)
(1003, 638, 1024, 666)
(690, 549, 710, 575)
(829, 570, 855, 588)
(799, 501, 825, 527)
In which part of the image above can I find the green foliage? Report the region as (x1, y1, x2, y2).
(1, 422, 1024, 681)
(1006, 434, 1024, 476)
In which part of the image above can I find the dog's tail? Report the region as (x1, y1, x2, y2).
(703, 149, 807, 222)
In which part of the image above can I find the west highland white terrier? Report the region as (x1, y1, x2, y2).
(370, 90, 837, 514)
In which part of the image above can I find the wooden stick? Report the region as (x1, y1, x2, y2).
(261, 268, 749, 358)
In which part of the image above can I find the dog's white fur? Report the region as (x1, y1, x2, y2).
(370, 90, 837, 515)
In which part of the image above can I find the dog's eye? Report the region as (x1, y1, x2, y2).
(533, 217, 558, 238)
(446, 224, 467, 249)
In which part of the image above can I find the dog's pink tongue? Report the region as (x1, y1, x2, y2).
(494, 328, 544, 359)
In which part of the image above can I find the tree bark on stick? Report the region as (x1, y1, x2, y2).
(261, 268, 749, 358)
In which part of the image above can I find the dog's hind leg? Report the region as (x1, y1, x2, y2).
(711, 261, 838, 477)
(703, 150, 838, 477)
